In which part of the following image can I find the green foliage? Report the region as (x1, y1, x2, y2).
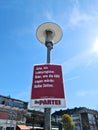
(16, 121, 26, 125)
(62, 114, 75, 130)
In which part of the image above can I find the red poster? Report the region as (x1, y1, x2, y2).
(30, 64, 66, 108)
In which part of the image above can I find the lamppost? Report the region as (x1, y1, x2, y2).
(36, 22, 63, 130)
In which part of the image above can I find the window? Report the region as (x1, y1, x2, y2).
(8, 101, 14, 107)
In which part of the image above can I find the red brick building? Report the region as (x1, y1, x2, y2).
(0, 95, 28, 130)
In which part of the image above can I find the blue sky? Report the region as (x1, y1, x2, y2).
(0, 0, 98, 111)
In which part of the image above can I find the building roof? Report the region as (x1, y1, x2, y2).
(0, 95, 28, 104)
(17, 125, 30, 130)
(52, 107, 98, 116)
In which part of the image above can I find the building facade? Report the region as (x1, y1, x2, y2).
(52, 107, 98, 130)
(26, 109, 44, 128)
(0, 95, 28, 130)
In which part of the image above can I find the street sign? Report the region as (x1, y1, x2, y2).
(30, 64, 66, 108)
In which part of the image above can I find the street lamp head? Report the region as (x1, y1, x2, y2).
(36, 22, 63, 45)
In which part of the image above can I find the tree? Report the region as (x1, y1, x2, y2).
(62, 114, 75, 130)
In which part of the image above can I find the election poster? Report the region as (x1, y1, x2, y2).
(30, 64, 66, 108)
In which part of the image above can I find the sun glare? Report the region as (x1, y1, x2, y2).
(93, 38, 98, 53)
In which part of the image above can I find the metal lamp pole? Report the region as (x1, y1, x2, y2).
(36, 22, 62, 130)
(45, 30, 53, 63)
(44, 30, 53, 130)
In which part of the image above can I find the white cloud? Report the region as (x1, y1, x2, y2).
(76, 89, 98, 97)
(68, 0, 92, 27)
(43, 0, 97, 30)
(62, 45, 98, 75)
(65, 75, 79, 82)
(45, 11, 54, 21)
(62, 50, 91, 75)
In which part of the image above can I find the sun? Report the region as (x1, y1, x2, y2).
(93, 38, 98, 53)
